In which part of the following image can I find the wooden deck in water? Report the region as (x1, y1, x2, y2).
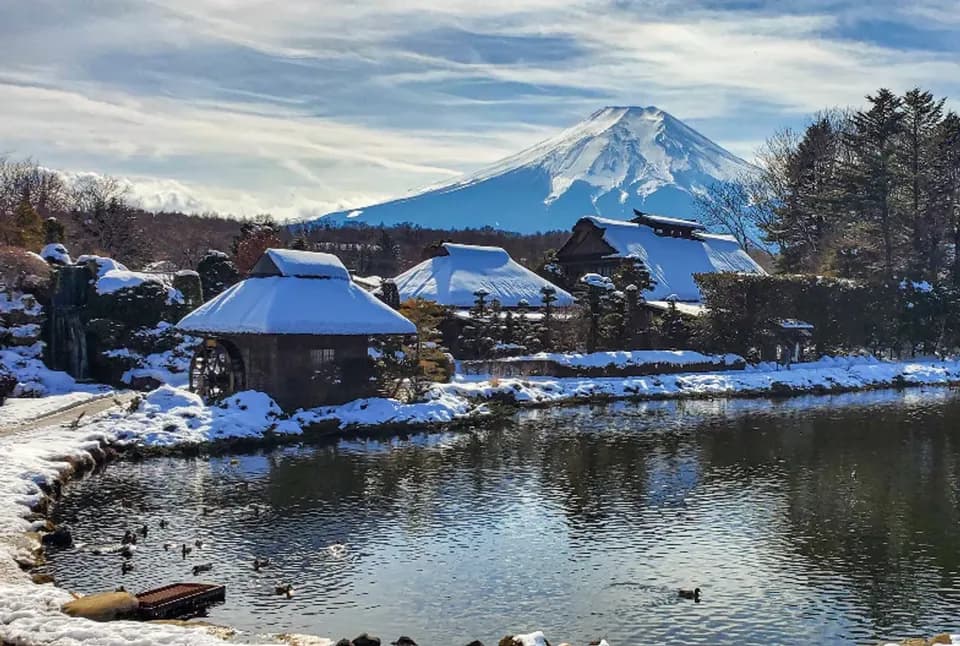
(136, 582, 226, 620)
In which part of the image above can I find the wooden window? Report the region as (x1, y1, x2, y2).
(310, 348, 336, 365)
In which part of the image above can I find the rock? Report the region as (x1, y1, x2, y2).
(498, 638, 520, 646)
(929, 635, 953, 645)
(129, 374, 163, 391)
(31, 573, 55, 584)
(335, 640, 352, 646)
(151, 620, 237, 640)
(41, 525, 73, 548)
(391, 637, 417, 646)
(173, 270, 204, 310)
(273, 635, 336, 646)
(353, 634, 382, 646)
(465, 642, 485, 646)
(61, 591, 139, 621)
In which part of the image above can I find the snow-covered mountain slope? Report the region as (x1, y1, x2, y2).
(311, 106, 756, 234)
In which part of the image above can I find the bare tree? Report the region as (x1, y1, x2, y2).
(695, 174, 771, 255)
(70, 174, 149, 265)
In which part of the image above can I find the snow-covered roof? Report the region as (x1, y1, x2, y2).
(580, 216, 765, 301)
(252, 248, 350, 280)
(391, 243, 574, 308)
(177, 274, 416, 336)
(632, 211, 705, 230)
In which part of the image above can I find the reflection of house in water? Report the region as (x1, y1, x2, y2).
(177, 249, 415, 411)
(556, 210, 766, 304)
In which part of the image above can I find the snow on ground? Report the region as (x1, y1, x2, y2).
(1, 345, 106, 398)
(295, 390, 478, 430)
(0, 392, 101, 428)
(501, 349, 743, 368)
(443, 355, 960, 405)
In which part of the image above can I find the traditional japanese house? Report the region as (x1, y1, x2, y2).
(556, 209, 765, 303)
(177, 249, 416, 410)
(390, 242, 574, 310)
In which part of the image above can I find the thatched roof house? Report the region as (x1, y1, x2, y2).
(178, 249, 415, 410)
(391, 243, 574, 309)
(556, 213, 765, 302)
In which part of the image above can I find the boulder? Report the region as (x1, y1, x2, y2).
(41, 525, 73, 548)
(353, 634, 382, 646)
(61, 591, 139, 621)
(172, 270, 203, 310)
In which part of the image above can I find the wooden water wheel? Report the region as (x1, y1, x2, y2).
(190, 339, 244, 402)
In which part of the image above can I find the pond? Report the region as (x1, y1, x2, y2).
(43, 388, 960, 645)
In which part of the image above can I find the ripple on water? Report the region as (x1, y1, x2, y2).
(40, 390, 960, 644)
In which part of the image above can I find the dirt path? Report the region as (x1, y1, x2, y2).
(0, 391, 140, 436)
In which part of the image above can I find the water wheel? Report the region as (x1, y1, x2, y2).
(190, 339, 244, 402)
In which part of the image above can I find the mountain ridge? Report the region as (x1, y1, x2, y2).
(308, 106, 755, 234)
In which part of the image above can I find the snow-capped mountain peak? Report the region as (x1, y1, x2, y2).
(311, 106, 755, 233)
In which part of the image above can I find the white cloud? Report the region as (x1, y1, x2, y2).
(1, 0, 958, 220)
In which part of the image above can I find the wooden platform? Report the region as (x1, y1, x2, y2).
(136, 583, 226, 620)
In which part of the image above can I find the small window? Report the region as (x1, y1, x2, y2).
(310, 348, 336, 365)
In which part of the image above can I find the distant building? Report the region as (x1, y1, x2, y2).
(390, 242, 574, 309)
(177, 249, 416, 410)
(555, 210, 765, 303)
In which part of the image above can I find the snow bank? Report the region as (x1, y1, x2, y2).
(0, 292, 42, 317)
(501, 350, 743, 369)
(0, 345, 104, 398)
(444, 356, 960, 405)
(296, 390, 477, 430)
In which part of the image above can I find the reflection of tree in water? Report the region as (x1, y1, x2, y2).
(696, 400, 960, 633)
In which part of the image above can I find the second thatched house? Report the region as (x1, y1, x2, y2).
(391, 242, 574, 310)
(177, 249, 416, 410)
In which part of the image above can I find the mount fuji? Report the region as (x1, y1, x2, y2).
(310, 106, 756, 234)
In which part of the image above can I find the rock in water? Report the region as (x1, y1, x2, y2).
(353, 634, 381, 646)
(42, 526, 73, 548)
(62, 591, 138, 621)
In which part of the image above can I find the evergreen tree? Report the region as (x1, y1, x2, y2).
(539, 285, 558, 350)
(764, 115, 843, 273)
(931, 112, 960, 286)
(898, 88, 946, 279)
(838, 89, 905, 279)
(12, 199, 43, 251)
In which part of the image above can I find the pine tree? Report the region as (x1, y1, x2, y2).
(838, 89, 905, 279)
(539, 285, 558, 350)
(898, 88, 946, 280)
(12, 199, 43, 251)
(935, 113, 960, 286)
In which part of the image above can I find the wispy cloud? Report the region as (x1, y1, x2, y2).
(1, 0, 958, 219)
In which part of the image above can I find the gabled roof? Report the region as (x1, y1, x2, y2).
(631, 209, 705, 231)
(391, 242, 574, 308)
(251, 248, 350, 280)
(178, 250, 415, 336)
(574, 216, 765, 301)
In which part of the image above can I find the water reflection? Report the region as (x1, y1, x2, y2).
(45, 387, 960, 645)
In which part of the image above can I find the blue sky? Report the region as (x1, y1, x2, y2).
(1, 0, 958, 220)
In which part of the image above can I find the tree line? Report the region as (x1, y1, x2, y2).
(697, 87, 960, 283)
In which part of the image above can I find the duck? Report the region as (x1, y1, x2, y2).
(181, 544, 192, 559)
(253, 557, 271, 571)
(678, 587, 701, 602)
(138, 524, 148, 538)
(274, 583, 293, 598)
(121, 562, 134, 574)
(163, 543, 172, 551)
(192, 563, 212, 576)
(121, 529, 136, 545)
(392, 637, 418, 646)
(159, 519, 168, 529)
(120, 544, 135, 559)
(194, 539, 204, 549)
